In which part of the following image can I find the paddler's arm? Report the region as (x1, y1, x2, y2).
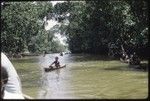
(49, 61, 55, 67)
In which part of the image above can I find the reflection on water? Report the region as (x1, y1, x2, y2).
(38, 53, 73, 99)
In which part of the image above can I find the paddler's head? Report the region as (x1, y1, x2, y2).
(55, 56, 59, 61)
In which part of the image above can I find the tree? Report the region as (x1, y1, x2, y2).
(1, 1, 53, 54)
(52, 0, 148, 58)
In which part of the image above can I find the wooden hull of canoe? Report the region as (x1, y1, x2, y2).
(44, 65, 66, 72)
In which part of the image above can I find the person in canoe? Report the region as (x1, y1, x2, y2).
(49, 56, 66, 69)
(49, 56, 60, 69)
(60, 52, 63, 56)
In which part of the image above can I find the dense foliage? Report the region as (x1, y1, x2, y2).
(1, 1, 148, 58)
(53, 0, 148, 58)
(1, 2, 66, 54)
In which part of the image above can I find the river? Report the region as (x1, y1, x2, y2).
(38, 53, 74, 99)
(12, 53, 148, 99)
(38, 53, 148, 99)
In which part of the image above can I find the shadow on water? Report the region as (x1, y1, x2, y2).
(67, 54, 118, 62)
(103, 63, 148, 72)
(70, 63, 148, 72)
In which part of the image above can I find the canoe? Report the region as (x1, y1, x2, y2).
(44, 65, 66, 72)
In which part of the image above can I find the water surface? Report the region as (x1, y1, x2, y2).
(37, 54, 148, 99)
